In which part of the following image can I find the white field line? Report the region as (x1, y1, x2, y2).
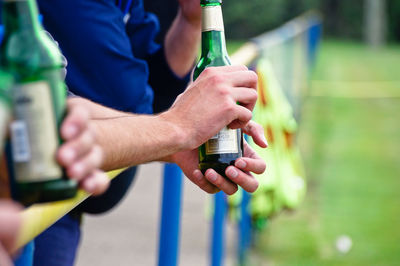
(309, 80, 400, 98)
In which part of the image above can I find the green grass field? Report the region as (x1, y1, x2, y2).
(252, 40, 400, 265)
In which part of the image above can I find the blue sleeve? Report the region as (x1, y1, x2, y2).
(37, 0, 154, 114)
(125, 0, 190, 113)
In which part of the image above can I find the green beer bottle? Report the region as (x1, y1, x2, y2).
(193, 0, 243, 178)
(0, 0, 77, 205)
(0, 71, 12, 153)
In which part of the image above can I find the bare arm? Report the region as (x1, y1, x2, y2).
(67, 97, 126, 119)
(164, 1, 202, 77)
(84, 66, 259, 172)
(91, 113, 186, 171)
(67, 98, 184, 171)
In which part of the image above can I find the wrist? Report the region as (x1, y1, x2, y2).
(157, 111, 192, 152)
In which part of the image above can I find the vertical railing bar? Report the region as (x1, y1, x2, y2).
(210, 191, 227, 266)
(158, 163, 183, 266)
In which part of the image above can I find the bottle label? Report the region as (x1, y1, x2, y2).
(206, 127, 238, 155)
(11, 81, 62, 183)
(202, 5, 224, 32)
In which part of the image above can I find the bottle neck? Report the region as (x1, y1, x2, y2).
(200, 4, 228, 56)
(2, 0, 41, 35)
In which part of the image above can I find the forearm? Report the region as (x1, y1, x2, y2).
(92, 113, 187, 171)
(164, 9, 201, 77)
(68, 97, 127, 119)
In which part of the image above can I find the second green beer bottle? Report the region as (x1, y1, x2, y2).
(0, 0, 77, 205)
(193, 0, 243, 178)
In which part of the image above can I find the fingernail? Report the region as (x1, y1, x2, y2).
(227, 168, 238, 179)
(236, 159, 246, 169)
(207, 171, 218, 182)
(193, 170, 203, 181)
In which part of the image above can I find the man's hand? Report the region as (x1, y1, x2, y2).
(0, 201, 21, 266)
(162, 65, 258, 150)
(57, 100, 109, 195)
(170, 121, 267, 195)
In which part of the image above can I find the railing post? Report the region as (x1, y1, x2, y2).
(158, 163, 183, 266)
(210, 191, 227, 266)
(238, 191, 252, 265)
(13, 241, 34, 266)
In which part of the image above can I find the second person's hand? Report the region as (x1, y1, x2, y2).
(56, 100, 110, 196)
(169, 120, 267, 195)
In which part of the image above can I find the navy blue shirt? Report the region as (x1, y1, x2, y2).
(36, 0, 189, 114)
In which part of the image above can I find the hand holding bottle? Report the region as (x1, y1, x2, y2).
(57, 100, 109, 196)
(169, 120, 267, 195)
(165, 65, 258, 150)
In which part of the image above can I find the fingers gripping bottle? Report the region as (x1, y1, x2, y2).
(0, 0, 77, 205)
(193, 0, 243, 178)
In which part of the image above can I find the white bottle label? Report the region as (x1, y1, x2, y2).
(202, 5, 224, 32)
(11, 81, 62, 183)
(206, 127, 239, 155)
(10, 120, 31, 162)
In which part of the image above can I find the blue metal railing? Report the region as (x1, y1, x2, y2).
(156, 11, 322, 266)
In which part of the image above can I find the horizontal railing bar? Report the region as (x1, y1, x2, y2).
(15, 168, 125, 251)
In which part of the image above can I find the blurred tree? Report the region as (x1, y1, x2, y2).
(322, 0, 364, 39)
(143, 0, 399, 43)
(387, 0, 400, 41)
(223, 0, 286, 39)
(364, 0, 387, 47)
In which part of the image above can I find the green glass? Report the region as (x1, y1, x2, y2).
(194, 0, 243, 178)
(0, 0, 77, 205)
(0, 70, 12, 153)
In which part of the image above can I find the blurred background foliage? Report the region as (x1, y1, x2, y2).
(223, 0, 400, 41)
(145, 0, 400, 43)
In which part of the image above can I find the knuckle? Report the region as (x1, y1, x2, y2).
(246, 121, 255, 132)
(210, 74, 224, 86)
(217, 85, 230, 96)
(203, 67, 215, 77)
(223, 102, 235, 114)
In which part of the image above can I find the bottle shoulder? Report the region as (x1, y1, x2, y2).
(193, 54, 231, 80)
(1, 30, 62, 72)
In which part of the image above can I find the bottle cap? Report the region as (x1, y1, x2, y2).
(201, 0, 222, 6)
